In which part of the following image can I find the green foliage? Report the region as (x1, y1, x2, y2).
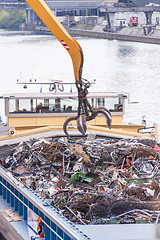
(0, 9, 26, 29)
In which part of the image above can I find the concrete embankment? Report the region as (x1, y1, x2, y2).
(69, 28, 160, 45)
(23, 23, 160, 45)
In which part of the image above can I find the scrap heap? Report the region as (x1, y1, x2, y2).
(1, 136, 160, 225)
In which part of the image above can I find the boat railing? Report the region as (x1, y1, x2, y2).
(137, 126, 155, 134)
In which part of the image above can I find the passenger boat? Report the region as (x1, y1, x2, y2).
(0, 90, 158, 141)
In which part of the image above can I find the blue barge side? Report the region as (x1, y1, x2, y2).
(0, 165, 90, 240)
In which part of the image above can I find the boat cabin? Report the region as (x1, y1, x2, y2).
(3, 92, 126, 131)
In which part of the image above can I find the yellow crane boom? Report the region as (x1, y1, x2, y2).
(25, 0, 83, 83)
(24, 0, 112, 135)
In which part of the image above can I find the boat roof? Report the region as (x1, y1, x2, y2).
(2, 92, 127, 99)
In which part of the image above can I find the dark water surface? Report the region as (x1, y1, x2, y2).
(0, 30, 160, 138)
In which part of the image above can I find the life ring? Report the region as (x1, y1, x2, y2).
(9, 128, 16, 136)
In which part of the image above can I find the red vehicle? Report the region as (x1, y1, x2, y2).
(130, 16, 138, 26)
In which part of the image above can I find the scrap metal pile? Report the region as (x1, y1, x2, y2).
(1, 136, 160, 225)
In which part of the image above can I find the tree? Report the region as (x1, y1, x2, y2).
(0, 9, 26, 29)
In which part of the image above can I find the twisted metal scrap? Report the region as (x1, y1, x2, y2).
(2, 137, 160, 225)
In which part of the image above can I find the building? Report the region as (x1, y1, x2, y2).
(135, 0, 160, 7)
(26, 0, 117, 26)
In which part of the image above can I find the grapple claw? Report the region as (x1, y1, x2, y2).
(63, 116, 78, 135)
(63, 78, 112, 135)
(77, 114, 87, 135)
(93, 108, 112, 129)
(63, 115, 87, 136)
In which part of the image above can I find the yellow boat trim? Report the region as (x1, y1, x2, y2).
(0, 123, 158, 141)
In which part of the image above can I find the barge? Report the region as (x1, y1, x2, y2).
(0, 0, 159, 239)
(0, 91, 159, 239)
(0, 131, 160, 240)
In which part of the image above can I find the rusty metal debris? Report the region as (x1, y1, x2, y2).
(1, 136, 160, 225)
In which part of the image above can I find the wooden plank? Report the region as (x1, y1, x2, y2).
(0, 209, 21, 222)
(0, 211, 24, 240)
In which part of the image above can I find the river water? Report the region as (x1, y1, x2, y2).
(0, 30, 160, 138)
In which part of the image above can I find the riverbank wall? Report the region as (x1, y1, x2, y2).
(69, 28, 160, 45)
(21, 23, 160, 45)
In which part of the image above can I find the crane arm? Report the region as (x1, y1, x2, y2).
(25, 0, 83, 83)
(24, 0, 112, 135)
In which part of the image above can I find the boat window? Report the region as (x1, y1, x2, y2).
(61, 98, 77, 112)
(9, 97, 78, 114)
(35, 98, 77, 113)
(36, 99, 50, 113)
(8, 97, 123, 114)
(9, 99, 36, 113)
(88, 97, 123, 112)
(9, 99, 16, 113)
